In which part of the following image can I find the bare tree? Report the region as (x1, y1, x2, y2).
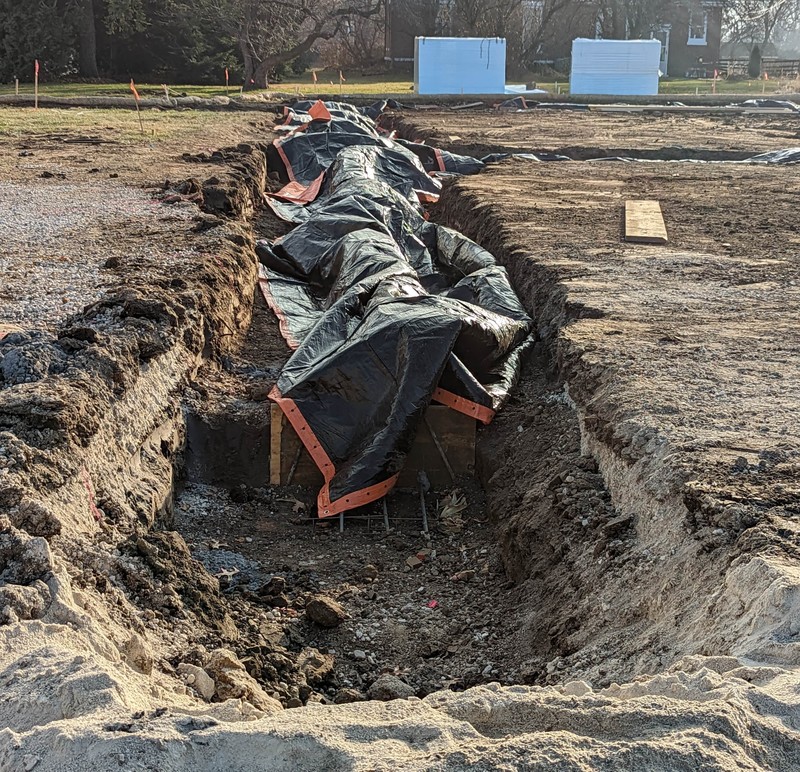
(724, 0, 800, 49)
(594, 0, 671, 39)
(203, 0, 383, 88)
(516, 0, 596, 64)
(319, 13, 385, 68)
(449, 0, 595, 70)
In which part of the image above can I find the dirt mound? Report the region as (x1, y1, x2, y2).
(2, 657, 799, 770)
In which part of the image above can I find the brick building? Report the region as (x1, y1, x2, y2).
(386, 0, 724, 78)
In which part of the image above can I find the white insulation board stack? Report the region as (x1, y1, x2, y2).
(569, 39, 661, 96)
(415, 37, 506, 95)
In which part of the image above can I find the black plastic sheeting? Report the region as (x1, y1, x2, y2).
(260, 100, 533, 517)
(739, 147, 800, 164)
(269, 101, 490, 188)
(740, 98, 800, 113)
(497, 98, 800, 113)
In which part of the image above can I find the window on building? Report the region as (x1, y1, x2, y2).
(687, 10, 708, 45)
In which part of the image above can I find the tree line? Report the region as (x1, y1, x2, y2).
(0, 0, 383, 86)
(1, 0, 798, 85)
(403, 0, 800, 67)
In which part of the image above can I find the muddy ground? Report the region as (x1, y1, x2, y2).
(1, 105, 799, 770)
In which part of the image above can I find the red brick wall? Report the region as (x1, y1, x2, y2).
(666, 3, 723, 77)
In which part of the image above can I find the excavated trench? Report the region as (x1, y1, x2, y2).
(3, 116, 789, 736)
(96, 135, 620, 704)
(152, 123, 764, 705)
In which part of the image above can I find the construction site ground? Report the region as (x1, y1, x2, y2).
(390, 107, 800, 159)
(1, 105, 799, 770)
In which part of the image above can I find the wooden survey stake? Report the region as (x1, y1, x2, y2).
(130, 79, 145, 134)
(624, 200, 668, 244)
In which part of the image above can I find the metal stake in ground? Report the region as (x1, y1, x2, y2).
(424, 416, 455, 483)
(418, 471, 430, 535)
(130, 79, 145, 135)
(286, 445, 302, 485)
(34, 60, 39, 109)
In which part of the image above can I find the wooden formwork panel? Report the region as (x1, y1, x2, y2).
(270, 404, 475, 489)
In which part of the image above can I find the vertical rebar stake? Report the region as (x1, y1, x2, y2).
(339, 511, 344, 533)
(382, 498, 390, 533)
(418, 479, 429, 535)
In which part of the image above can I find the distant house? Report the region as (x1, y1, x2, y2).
(386, 0, 724, 78)
(653, 1, 724, 77)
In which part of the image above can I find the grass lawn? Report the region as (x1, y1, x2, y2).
(0, 75, 417, 99)
(0, 71, 796, 100)
(659, 77, 790, 95)
(0, 106, 254, 143)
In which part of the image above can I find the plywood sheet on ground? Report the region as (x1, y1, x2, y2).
(624, 200, 668, 243)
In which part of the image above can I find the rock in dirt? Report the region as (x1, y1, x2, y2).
(368, 674, 416, 701)
(121, 632, 153, 675)
(334, 688, 366, 704)
(0, 581, 49, 622)
(15, 499, 62, 537)
(451, 569, 476, 582)
(297, 647, 335, 685)
(603, 512, 634, 537)
(563, 680, 592, 697)
(22, 755, 40, 771)
(178, 662, 216, 701)
(205, 648, 282, 713)
(305, 595, 346, 628)
(258, 576, 286, 597)
(362, 564, 379, 582)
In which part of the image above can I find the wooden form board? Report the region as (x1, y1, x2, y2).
(270, 404, 475, 489)
(624, 200, 668, 244)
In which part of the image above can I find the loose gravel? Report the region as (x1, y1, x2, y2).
(0, 180, 196, 330)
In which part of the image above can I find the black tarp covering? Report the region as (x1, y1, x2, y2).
(740, 147, 800, 164)
(739, 99, 800, 113)
(268, 100, 488, 196)
(395, 138, 486, 175)
(260, 101, 532, 517)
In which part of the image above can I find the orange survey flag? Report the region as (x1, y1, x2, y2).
(312, 69, 318, 84)
(339, 70, 346, 83)
(129, 79, 141, 101)
(35, 59, 40, 74)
